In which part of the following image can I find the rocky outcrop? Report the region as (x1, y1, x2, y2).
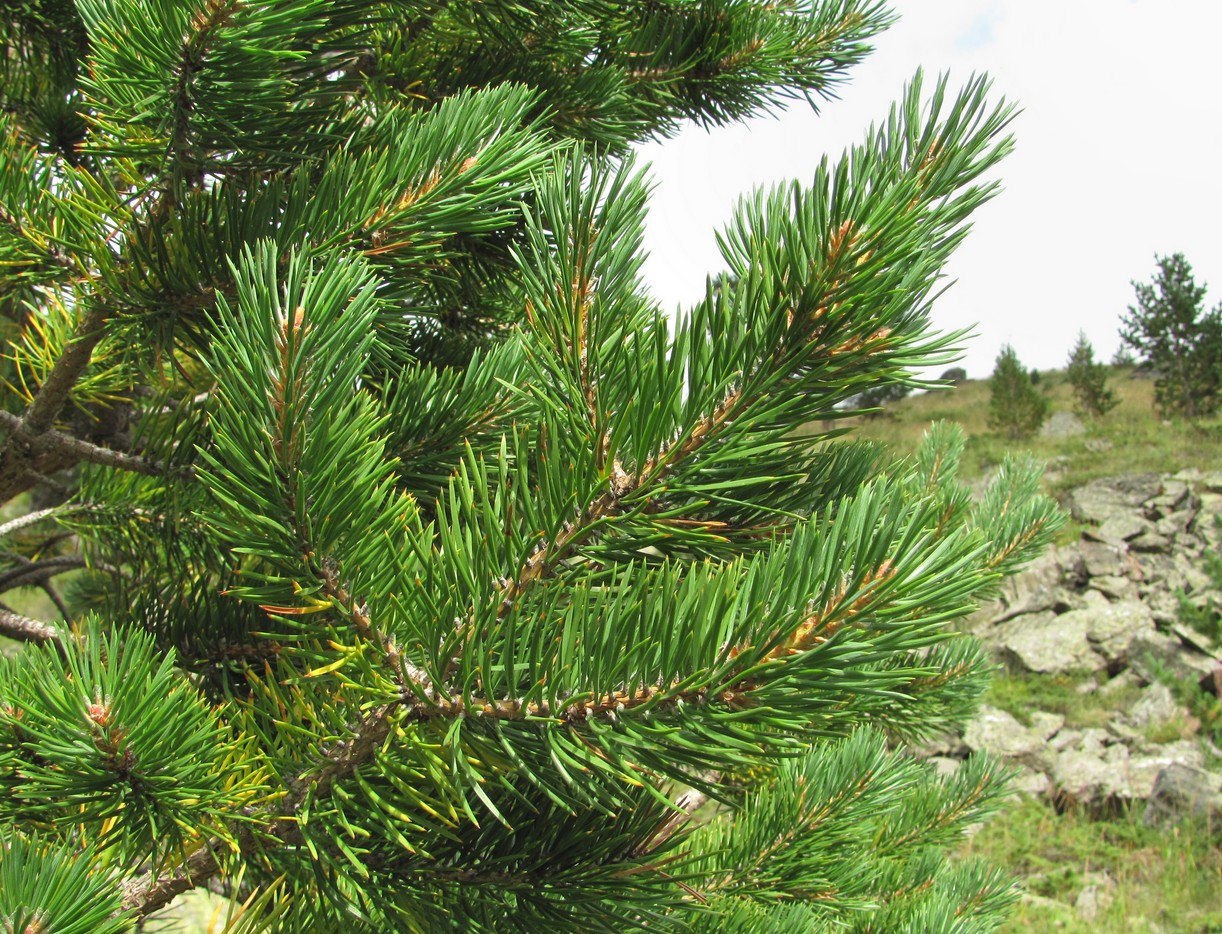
(933, 470, 1222, 821)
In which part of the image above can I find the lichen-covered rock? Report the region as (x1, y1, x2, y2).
(1129, 629, 1217, 685)
(1090, 513, 1152, 546)
(1051, 736, 1133, 805)
(1077, 540, 1125, 578)
(963, 705, 1049, 768)
(1068, 473, 1164, 524)
(1077, 600, 1156, 668)
(994, 610, 1103, 674)
(1121, 682, 1181, 730)
(1143, 762, 1222, 827)
(944, 469, 1222, 813)
(1040, 411, 1085, 440)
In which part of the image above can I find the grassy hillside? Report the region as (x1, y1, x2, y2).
(848, 366, 1222, 497)
(851, 365, 1222, 932)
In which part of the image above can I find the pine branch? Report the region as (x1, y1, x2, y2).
(119, 699, 401, 918)
(0, 605, 60, 645)
(0, 303, 111, 502)
(0, 555, 87, 594)
(0, 410, 167, 479)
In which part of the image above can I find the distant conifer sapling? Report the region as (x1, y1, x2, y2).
(1066, 331, 1118, 418)
(988, 344, 1050, 439)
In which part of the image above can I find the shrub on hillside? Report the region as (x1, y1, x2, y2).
(988, 345, 1049, 439)
(844, 381, 912, 419)
(1066, 331, 1118, 418)
(940, 366, 968, 385)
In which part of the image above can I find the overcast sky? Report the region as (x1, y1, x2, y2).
(636, 0, 1222, 379)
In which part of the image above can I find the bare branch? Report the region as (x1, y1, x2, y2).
(0, 505, 71, 541)
(0, 303, 113, 502)
(0, 605, 61, 645)
(0, 555, 88, 594)
(0, 409, 167, 479)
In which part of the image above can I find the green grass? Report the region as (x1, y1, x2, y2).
(985, 671, 1143, 731)
(960, 795, 1222, 933)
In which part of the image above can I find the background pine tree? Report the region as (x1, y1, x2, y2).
(1120, 253, 1222, 419)
(0, 2, 1061, 930)
(987, 344, 1049, 440)
(1065, 331, 1117, 419)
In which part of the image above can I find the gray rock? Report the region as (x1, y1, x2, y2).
(1052, 740, 1133, 805)
(1156, 510, 1195, 538)
(1200, 491, 1222, 516)
(1069, 473, 1164, 524)
(1012, 766, 1050, 796)
(1189, 470, 1222, 494)
(912, 732, 968, 759)
(1143, 762, 1222, 826)
(1077, 540, 1125, 578)
(1098, 668, 1143, 697)
(1040, 411, 1086, 439)
(1169, 621, 1218, 658)
(1078, 600, 1156, 668)
(1090, 513, 1152, 545)
(1049, 727, 1082, 753)
(926, 756, 962, 779)
(1029, 710, 1065, 740)
(1173, 552, 1215, 594)
(960, 597, 1006, 636)
(1074, 872, 1115, 923)
(1122, 682, 1181, 730)
(994, 611, 1103, 675)
(963, 705, 1047, 766)
(1088, 574, 1138, 601)
(1129, 629, 1217, 684)
(1149, 480, 1192, 513)
(1129, 530, 1171, 553)
(994, 548, 1073, 621)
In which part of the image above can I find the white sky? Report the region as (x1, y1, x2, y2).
(636, 0, 1222, 379)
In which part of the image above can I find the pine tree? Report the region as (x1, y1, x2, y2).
(0, 3, 1061, 930)
(987, 345, 1049, 440)
(1120, 253, 1222, 419)
(1065, 331, 1117, 418)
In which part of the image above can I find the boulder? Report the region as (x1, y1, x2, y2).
(1088, 513, 1151, 546)
(1029, 710, 1065, 740)
(1143, 762, 1222, 827)
(994, 611, 1103, 675)
(1040, 411, 1086, 439)
(1077, 600, 1156, 668)
(1051, 737, 1133, 807)
(1156, 510, 1195, 538)
(1127, 741, 1205, 799)
(993, 548, 1073, 621)
(963, 705, 1049, 769)
(1148, 480, 1192, 514)
(1129, 529, 1171, 553)
(1076, 540, 1124, 579)
(1088, 574, 1138, 602)
(1121, 682, 1181, 731)
(1068, 473, 1164, 524)
(1128, 629, 1218, 686)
